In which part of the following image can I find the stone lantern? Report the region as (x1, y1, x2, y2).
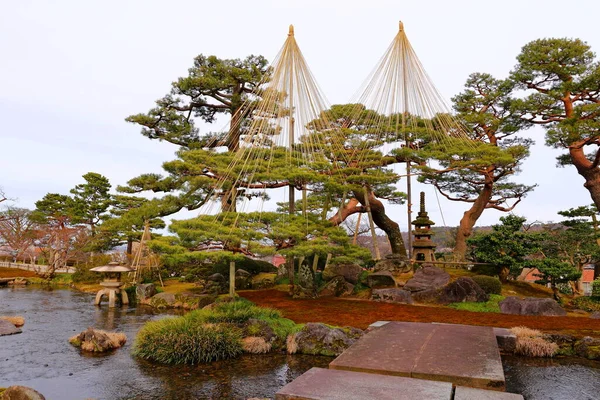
(90, 262, 134, 307)
(411, 192, 436, 264)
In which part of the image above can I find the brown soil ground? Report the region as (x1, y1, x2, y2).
(241, 289, 600, 338)
(0, 268, 37, 278)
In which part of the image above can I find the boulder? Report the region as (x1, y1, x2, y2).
(373, 254, 410, 273)
(136, 283, 157, 304)
(366, 271, 396, 288)
(499, 296, 567, 316)
(0, 319, 21, 336)
(403, 266, 450, 293)
(177, 293, 216, 310)
(288, 323, 363, 356)
(371, 288, 413, 304)
(322, 263, 362, 284)
(437, 277, 488, 304)
(319, 276, 353, 297)
(543, 333, 576, 356)
(235, 269, 252, 290)
(574, 336, 600, 360)
(149, 292, 176, 308)
(0, 385, 46, 400)
(251, 273, 277, 289)
(411, 288, 441, 303)
(69, 327, 126, 353)
(590, 311, 600, 319)
(207, 273, 226, 283)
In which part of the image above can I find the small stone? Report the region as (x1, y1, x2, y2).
(0, 319, 22, 336)
(371, 288, 413, 304)
(366, 271, 396, 288)
(590, 311, 600, 319)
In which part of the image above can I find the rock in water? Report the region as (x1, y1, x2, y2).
(499, 296, 566, 316)
(403, 266, 450, 292)
(574, 336, 600, 360)
(371, 288, 413, 304)
(366, 271, 396, 288)
(438, 277, 488, 304)
(288, 323, 363, 356)
(69, 327, 126, 353)
(322, 263, 362, 284)
(0, 319, 21, 336)
(0, 385, 46, 400)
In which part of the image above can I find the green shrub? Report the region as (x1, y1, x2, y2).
(471, 275, 502, 295)
(593, 279, 600, 297)
(448, 294, 504, 313)
(133, 318, 243, 364)
(470, 264, 499, 277)
(572, 296, 600, 312)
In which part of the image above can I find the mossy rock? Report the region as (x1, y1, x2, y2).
(574, 337, 600, 360)
(290, 322, 363, 357)
(251, 273, 277, 289)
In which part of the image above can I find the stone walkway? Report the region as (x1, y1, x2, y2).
(276, 321, 523, 399)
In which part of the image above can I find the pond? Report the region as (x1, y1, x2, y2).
(1, 287, 600, 400)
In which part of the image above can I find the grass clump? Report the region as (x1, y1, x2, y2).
(133, 318, 242, 364)
(511, 326, 558, 357)
(133, 298, 302, 364)
(448, 294, 504, 313)
(471, 275, 502, 295)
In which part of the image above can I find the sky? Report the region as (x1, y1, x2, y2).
(1, 0, 599, 232)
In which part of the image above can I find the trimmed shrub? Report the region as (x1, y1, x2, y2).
(471, 275, 502, 295)
(572, 296, 600, 312)
(133, 318, 243, 364)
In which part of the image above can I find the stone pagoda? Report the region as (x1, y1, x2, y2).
(411, 192, 436, 263)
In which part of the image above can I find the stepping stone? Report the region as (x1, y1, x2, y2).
(455, 386, 524, 400)
(0, 319, 21, 336)
(275, 367, 453, 400)
(330, 322, 505, 390)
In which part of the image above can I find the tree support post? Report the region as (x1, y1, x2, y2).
(363, 187, 381, 260)
(229, 261, 236, 298)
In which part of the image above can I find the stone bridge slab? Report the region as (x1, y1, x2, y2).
(275, 367, 453, 400)
(330, 321, 505, 390)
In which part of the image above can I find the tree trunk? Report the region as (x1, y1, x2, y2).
(454, 182, 494, 260)
(499, 266, 510, 283)
(353, 190, 407, 259)
(126, 237, 133, 256)
(570, 146, 600, 210)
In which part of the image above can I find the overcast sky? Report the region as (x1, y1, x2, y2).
(1, 0, 599, 231)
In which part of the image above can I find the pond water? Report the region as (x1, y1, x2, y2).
(1, 287, 600, 400)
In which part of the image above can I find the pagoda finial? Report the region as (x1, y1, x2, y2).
(399, 21, 404, 32)
(420, 191, 425, 213)
(288, 25, 295, 37)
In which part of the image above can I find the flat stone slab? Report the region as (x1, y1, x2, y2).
(275, 367, 453, 400)
(455, 386, 524, 400)
(0, 319, 22, 336)
(330, 322, 505, 390)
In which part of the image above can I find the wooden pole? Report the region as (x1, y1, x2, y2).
(363, 187, 381, 260)
(229, 261, 235, 298)
(324, 253, 333, 270)
(312, 254, 319, 272)
(288, 257, 295, 291)
(353, 213, 362, 245)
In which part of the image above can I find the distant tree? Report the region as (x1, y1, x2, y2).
(511, 38, 600, 208)
(539, 205, 600, 294)
(70, 172, 112, 236)
(101, 195, 165, 255)
(32, 194, 89, 278)
(0, 207, 37, 262)
(533, 258, 581, 300)
(419, 73, 535, 259)
(467, 215, 542, 281)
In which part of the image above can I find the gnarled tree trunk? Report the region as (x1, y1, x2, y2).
(570, 146, 600, 211)
(454, 181, 494, 260)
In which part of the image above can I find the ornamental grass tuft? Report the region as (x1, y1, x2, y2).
(511, 326, 558, 357)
